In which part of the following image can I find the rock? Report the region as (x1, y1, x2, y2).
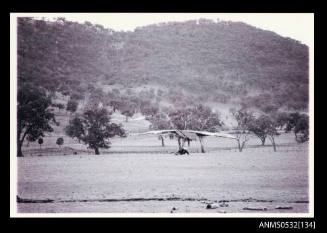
(219, 202, 229, 207)
(243, 207, 267, 211)
(275, 206, 293, 210)
(170, 207, 177, 213)
(206, 203, 219, 209)
(202, 201, 213, 205)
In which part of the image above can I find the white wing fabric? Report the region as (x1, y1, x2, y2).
(133, 130, 176, 136)
(133, 129, 237, 140)
(184, 130, 237, 140)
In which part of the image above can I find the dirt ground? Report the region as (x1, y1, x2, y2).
(17, 133, 310, 214)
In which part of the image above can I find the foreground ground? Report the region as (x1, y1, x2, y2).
(17, 133, 309, 214)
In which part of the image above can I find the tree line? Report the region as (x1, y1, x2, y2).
(17, 85, 309, 156)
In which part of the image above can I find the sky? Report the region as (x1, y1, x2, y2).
(16, 13, 314, 46)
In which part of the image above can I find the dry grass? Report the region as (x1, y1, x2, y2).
(17, 132, 309, 213)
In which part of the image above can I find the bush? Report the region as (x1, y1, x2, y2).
(56, 137, 64, 148)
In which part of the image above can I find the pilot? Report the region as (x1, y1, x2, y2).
(175, 147, 190, 155)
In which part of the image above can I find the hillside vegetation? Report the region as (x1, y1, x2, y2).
(17, 17, 309, 114)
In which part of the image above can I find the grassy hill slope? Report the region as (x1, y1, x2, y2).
(17, 17, 309, 113)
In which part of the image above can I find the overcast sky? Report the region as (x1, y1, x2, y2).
(14, 13, 314, 46)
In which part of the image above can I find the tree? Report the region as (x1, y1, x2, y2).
(25, 135, 33, 147)
(266, 121, 280, 152)
(70, 92, 84, 101)
(56, 137, 64, 148)
(231, 109, 255, 152)
(57, 103, 65, 112)
(109, 99, 122, 112)
(65, 117, 84, 143)
(294, 115, 309, 143)
(156, 89, 164, 103)
(52, 103, 65, 112)
(248, 115, 280, 151)
(188, 105, 223, 132)
(120, 101, 137, 122)
(262, 103, 279, 114)
(86, 88, 105, 109)
(248, 115, 275, 146)
(65, 108, 126, 154)
(168, 104, 223, 153)
(121, 108, 135, 122)
(66, 99, 78, 114)
(285, 112, 309, 143)
(38, 138, 43, 149)
(148, 112, 172, 147)
(274, 111, 289, 129)
(17, 85, 57, 157)
(140, 104, 159, 118)
(168, 107, 192, 131)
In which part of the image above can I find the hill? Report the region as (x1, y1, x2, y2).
(17, 17, 309, 114)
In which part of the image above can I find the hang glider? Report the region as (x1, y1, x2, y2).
(136, 130, 237, 139)
(133, 129, 237, 153)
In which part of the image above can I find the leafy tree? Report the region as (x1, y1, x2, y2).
(17, 85, 57, 157)
(148, 112, 172, 147)
(262, 103, 279, 114)
(106, 91, 124, 112)
(187, 105, 223, 132)
(65, 108, 126, 154)
(121, 107, 135, 122)
(65, 117, 84, 143)
(231, 109, 255, 152)
(168, 104, 222, 132)
(139, 90, 155, 101)
(168, 108, 193, 130)
(285, 112, 301, 132)
(52, 103, 65, 112)
(149, 112, 172, 130)
(274, 111, 289, 129)
(248, 115, 270, 146)
(70, 92, 84, 101)
(56, 137, 64, 148)
(57, 103, 65, 112)
(110, 100, 123, 112)
(66, 99, 78, 114)
(285, 112, 309, 143)
(25, 135, 33, 147)
(120, 100, 137, 122)
(86, 88, 105, 109)
(140, 104, 159, 118)
(156, 89, 164, 103)
(248, 115, 280, 151)
(168, 104, 223, 152)
(38, 138, 43, 149)
(294, 115, 309, 143)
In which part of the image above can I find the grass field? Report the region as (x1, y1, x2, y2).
(17, 132, 310, 214)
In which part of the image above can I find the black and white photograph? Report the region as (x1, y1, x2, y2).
(10, 13, 314, 217)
